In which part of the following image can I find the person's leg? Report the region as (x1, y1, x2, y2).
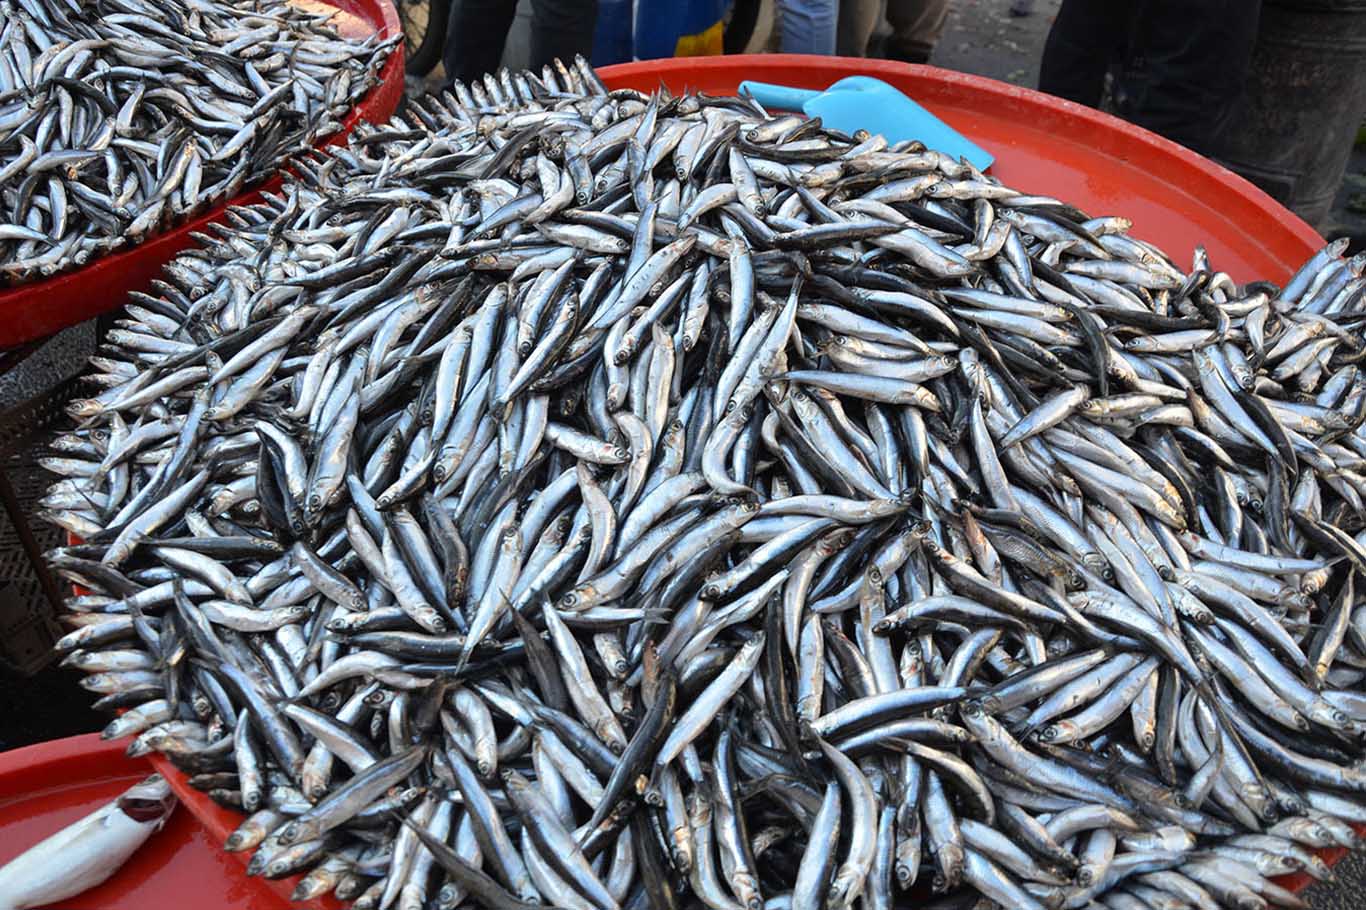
(837, 0, 881, 56)
(725, 0, 762, 54)
(777, 0, 838, 54)
(444, 0, 518, 82)
(882, 0, 948, 63)
(1116, 0, 1260, 155)
(1037, 0, 1133, 108)
(528, 0, 599, 71)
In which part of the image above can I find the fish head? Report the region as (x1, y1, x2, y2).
(957, 700, 986, 722)
(560, 583, 595, 610)
(116, 774, 177, 827)
(417, 608, 447, 633)
(267, 856, 297, 878)
(1036, 723, 1072, 745)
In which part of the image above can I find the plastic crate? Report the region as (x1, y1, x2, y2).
(0, 579, 60, 675)
(0, 449, 65, 675)
(0, 321, 96, 674)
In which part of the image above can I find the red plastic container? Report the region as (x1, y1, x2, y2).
(49, 57, 1343, 904)
(599, 55, 1324, 284)
(0, 0, 405, 347)
(0, 734, 295, 909)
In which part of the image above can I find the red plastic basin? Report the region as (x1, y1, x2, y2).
(52, 57, 1340, 902)
(0, 0, 405, 347)
(0, 734, 293, 910)
(599, 55, 1324, 284)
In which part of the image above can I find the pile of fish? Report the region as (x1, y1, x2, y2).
(0, 0, 393, 285)
(41, 58, 1366, 910)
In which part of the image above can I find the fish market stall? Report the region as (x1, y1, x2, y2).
(13, 52, 1366, 910)
(0, 0, 403, 345)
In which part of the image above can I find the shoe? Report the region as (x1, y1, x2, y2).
(882, 41, 931, 64)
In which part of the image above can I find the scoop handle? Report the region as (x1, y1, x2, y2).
(738, 81, 818, 112)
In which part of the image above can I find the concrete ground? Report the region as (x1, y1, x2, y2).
(1330, 145, 1366, 253)
(929, 0, 1061, 86)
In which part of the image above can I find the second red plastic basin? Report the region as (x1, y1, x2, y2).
(599, 55, 1324, 284)
(46, 55, 1335, 905)
(0, 0, 406, 347)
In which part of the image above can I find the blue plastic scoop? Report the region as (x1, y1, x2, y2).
(738, 75, 993, 171)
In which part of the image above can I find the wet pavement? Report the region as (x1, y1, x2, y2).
(930, 0, 1062, 86)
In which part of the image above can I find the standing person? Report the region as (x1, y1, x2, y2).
(882, 0, 949, 63)
(840, 0, 949, 62)
(778, 0, 839, 54)
(443, 0, 599, 84)
(837, 0, 878, 55)
(1038, 0, 1260, 155)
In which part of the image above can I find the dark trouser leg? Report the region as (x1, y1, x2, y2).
(836, 0, 880, 57)
(528, 0, 598, 71)
(1116, 0, 1260, 155)
(444, 0, 517, 83)
(1038, 0, 1134, 108)
(883, 0, 948, 63)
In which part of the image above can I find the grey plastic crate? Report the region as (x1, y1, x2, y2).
(0, 580, 61, 675)
(0, 321, 96, 675)
(0, 448, 66, 674)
